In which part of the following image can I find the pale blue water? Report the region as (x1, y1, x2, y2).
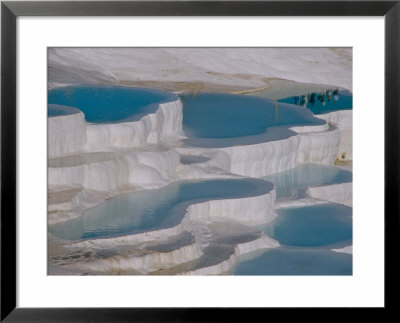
(233, 202, 352, 275)
(48, 104, 81, 117)
(49, 178, 273, 241)
(264, 203, 352, 247)
(264, 164, 352, 200)
(279, 89, 352, 115)
(181, 93, 325, 147)
(48, 86, 177, 123)
(233, 247, 352, 275)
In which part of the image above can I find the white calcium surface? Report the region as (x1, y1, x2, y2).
(48, 149, 180, 192)
(318, 110, 353, 160)
(86, 99, 183, 149)
(307, 182, 353, 207)
(48, 111, 87, 158)
(64, 243, 203, 275)
(48, 48, 352, 91)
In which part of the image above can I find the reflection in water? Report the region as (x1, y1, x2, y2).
(279, 89, 352, 114)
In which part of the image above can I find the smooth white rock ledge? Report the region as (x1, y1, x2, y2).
(296, 125, 340, 165)
(48, 99, 183, 158)
(185, 191, 277, 225)
(331, 246, 353, 254)
(48, 149, 180, 192)
(318, 110, 352, 160)
(48, 111, 87, 158)
(87, 99, 183, 149)
(274, 198, 329, 209)
(62, 243, 203, 275)
(307, 182, 353, 207)
(177, 124, 339, 178)
(48, 48, 353, 92)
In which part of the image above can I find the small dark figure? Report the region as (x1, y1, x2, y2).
(326, 90, 332, 102)
(309, 93, 316, 105)
(333, 89, 339, 102)
(300, 95, 306, 107)
(317, 92, 325, 104)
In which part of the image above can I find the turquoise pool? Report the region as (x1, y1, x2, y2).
(48, 86, 177, 123)
(49, 178, 273, 241)
(180, 92, 325, 147)
(264, 203, 352, 247)
(233, 247, 352, 275)
(233, 202, 352, 275)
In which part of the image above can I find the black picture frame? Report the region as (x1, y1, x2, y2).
(1, 1, 399, 321)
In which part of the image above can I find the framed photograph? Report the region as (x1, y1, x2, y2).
(1, 0, 399, 321)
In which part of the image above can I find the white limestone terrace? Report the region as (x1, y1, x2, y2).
(49, 176, 279, 275)
(307, 182, 353, 207)
(48, 86, 183, 158)
(317, 110, 352, 161)
(48, 105, 87, 158)
(48, 91, 351, 275)
(48, 99, 349, 275)
(51, 223, 279, 275)
(48, 89, 342, 225)
(48, 93, 351, 275)
(48, 48, 352, 92)
(177, 122, 340, 178)
(48, 48, 352, 275)
(175, 92, 341, 178)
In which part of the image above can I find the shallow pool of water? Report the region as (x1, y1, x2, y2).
(233, 247, 352, 275)
(48, 86, 177, 123)
(49, 178, 273, 241)
(278, 89, 352, 115)
(264, 203, 352, 247)
(181, 93, 325, 147)
(264, 164, 352, 200)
